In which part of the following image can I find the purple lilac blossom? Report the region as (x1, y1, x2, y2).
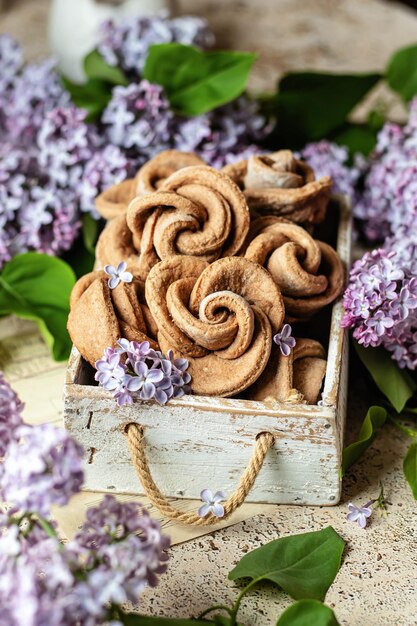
(0, 35, 131, 266)
(346, 502, 372, 528)
(198, 489, 226, 518)
(297, 140, 360, 198)
(95, 340, 191, 406)
(0, 376, 169, 624)
(0, 372, 24, 458)
(0, 496, 169, 625)
(104, 261, 133, 289)
(342, 232, 417, 369)
(102, 81, 173, 162)
(1, 424, 84, 516)
(273, 324, 296, 357)
(354, 98, 417, 242)
(98, 14, 215, 75)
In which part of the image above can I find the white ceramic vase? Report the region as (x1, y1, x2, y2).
(48, 0, 174, 82)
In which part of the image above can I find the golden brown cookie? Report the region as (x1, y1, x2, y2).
(222, 151, 332, 225)
(244, 217, 344, 321)
(248, 338, 326, 404)
(94, 150, 206, 220)
(145, 255, 285, 397)
(68, 269, 157, 366)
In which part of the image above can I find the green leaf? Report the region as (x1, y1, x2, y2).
(82, 214, 99, 255)
(228, 527, 344, 601)
(120, 613, 215, 625)
(62, 235, 95, 279)
(331, 123, 378, 157)
(0, 253, 76, 361)
(403, 442, 417, 499)
(275, 71, 381, 148)
(276, 600, 340, 626)
(61, 76, 112, 121)
(386, 44, 417, 102)
(354, 343, 417, 412)
(84, 50, 128, 86)
(341, 406, 387, 476)
(143, 43, 257, 116)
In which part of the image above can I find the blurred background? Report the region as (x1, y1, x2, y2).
(1, 0, 417, 93)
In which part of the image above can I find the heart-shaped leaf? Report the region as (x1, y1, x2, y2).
(228, 527, 344, 601)
(354, 343, 416, 413)
(341, 405, 387, 476)
(276, 600, 340, 626)
(403, 442, 417, 499)
(386, 43, 417, 102)
(0, 253, 75, 361)
(143, 43, 257, 116)
(84, 50, 128, 86)
(275, 71, 381, 148)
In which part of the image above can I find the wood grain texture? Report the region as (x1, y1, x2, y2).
(64, 197, 351, 506)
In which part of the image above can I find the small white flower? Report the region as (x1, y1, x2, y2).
(198, 489, 226, 518)
(104, 261, 133, 289)
(346, 502, 372, 528)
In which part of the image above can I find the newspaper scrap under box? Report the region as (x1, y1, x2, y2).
(64, 196, 351, 506)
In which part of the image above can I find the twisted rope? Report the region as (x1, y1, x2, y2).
(125, 423, 275, 526)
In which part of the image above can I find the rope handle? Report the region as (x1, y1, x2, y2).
(125, 423, 275, 526)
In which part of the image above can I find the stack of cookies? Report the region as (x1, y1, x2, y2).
(68, 150, 345, 405)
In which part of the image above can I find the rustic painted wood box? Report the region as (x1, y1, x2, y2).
(64, 197, 351, 506)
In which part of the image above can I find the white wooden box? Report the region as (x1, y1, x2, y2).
(64, 197, 351, 506)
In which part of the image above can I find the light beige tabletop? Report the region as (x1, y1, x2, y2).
(1, 2, 417, 624)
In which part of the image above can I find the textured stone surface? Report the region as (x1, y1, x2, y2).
(2, 1, 417, 624)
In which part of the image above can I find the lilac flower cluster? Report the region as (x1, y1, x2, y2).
(101, 81, 267, 168)
(0, 374, 170, 625)
(2, 424, 84, 516)
(298, 140, 360, 198)
(0, 495, 169, 625)
(0, 371, 84, 514)
(354, 98, 417, 242)
(342, 232, 417, 369)
(95, 339, 191, 406)
(98, 15, 268, 167)
(0, 371, 24, 457)
(98, 13, 215, 75)
(0, 14, 269, 266)
(0, 36, 130, 266)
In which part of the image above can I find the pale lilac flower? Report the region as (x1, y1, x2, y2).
(0, 372, 24, 457)
(1, 424, 84, 516)
(96, 340, 191, 406)
(198, 489, 226, 518)
(94, 348, 126, 387)
(355, 98, 417, 242)
(346, 502, 372, 528)
(273, 324, 296, 356)
(298, 140, 360, 198)
(132, 361, 164, 401)
(113, 374, 142, 406)
(98, 14, 214, 74)
(342, 236, 417, 369)
(104, 261, 133, 289)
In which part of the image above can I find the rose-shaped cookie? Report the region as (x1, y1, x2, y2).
(244, 217, 344, 321)
(95, 151, 205, 220)
(222, 150, 332, 225)
(97, 164, 250, 280)
(67, 270, 157, 366)
(248, 338, 327, 404)
(145, 255, 285, 397)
